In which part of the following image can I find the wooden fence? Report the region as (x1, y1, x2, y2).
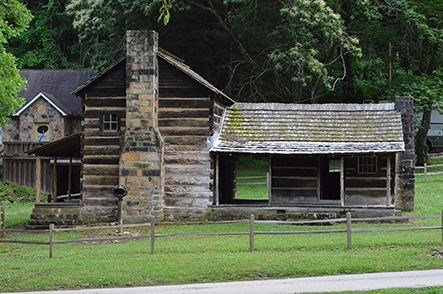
(1, 211, 442, 258)
(2, 142, 52, 194)
(236, 175, 268, 187)
(415, 163, 443, 183)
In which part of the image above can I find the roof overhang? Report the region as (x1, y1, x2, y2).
(210, 141, 405, 155)
(27, 133, 81, 157)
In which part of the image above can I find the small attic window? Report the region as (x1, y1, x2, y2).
(103, 114, 118, 131)
(35, 123, 49, 142)
(358, 156, 377, 174)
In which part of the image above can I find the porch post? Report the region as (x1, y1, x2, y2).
(36, 155, 41, 204)
(215, 153, 220, 206)
(268, 156, 272, 206)
(53, 157, 58, 203)
(68, 157, 73, 200)
(340, 156, 345, 206)
(386, 157, 391, 206)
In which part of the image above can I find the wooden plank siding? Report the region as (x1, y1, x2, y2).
(344, 156, 395, 206)
(266, 155, 395, 207)
(2, 142, 52, 195)
(3, 157, 52, 195)
(271, 156, 318, 204)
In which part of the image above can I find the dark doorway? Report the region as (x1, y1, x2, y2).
(321, 158, 341, 201)
(56, 163, 81, 197)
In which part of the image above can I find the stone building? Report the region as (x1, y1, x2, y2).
(2, 70, 95, 195)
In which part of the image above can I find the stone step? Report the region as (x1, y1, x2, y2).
(26, 205, 80, 230)
(159, 97, 211, 109)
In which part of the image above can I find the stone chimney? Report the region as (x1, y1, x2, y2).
(119, 30, 164, 222)
(395, 96, 415, 211)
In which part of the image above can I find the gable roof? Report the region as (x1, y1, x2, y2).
(15, 92, 70, 116)
(212, 103, 405, 154)
(157, 49, 234, 103)
(18, 69, 96, 116)
(72, 49, 234, 104)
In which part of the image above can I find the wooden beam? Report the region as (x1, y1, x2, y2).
(68, 157, 73, 200)
(317, 157, 321, 203)
(340, 157, 345, 206)
(268, 156, 272, 206)
(386, 157, 391, 206)
(53, 157, 58, 203)
(36, 156, 41, 204)
(215, 153, 219, 206)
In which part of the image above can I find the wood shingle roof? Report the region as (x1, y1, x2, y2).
(212, 103, 405, 154)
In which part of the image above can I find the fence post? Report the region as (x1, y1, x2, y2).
(441, 210, 443, 243)
(151, 217, 155, 255)
(1, 206, 5, 231)
(346, 212, 352, 250)
(249, 214, 255, 253)
(49, 223, 54, 259)
(424, 163, 427, 184)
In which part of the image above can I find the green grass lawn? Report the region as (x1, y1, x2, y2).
(1, 174, 443, 292)
(236, 168, 269, 200)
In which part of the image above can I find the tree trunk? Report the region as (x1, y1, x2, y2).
(415, 105, 431, 166)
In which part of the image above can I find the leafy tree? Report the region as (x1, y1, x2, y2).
(0, 0, 32, 125)
(7, 0, 82, 69)
(384, 0, 443, 165)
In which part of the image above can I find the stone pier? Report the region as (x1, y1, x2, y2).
(395, 96, 415, 211)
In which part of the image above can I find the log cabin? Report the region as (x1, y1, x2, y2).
(210, 100, 415, 219)
(26, 30, 415, 227)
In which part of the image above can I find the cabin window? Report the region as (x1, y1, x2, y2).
(34, 123, 49, 142)
(358, 156, 377, 174)
(103, 114, 118, 131)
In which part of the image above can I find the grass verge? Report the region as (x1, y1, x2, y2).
(1, 174, 443, 292)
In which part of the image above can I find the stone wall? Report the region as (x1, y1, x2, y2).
(119, 30, 164, 223)
(19, 98, 65, 141)
(2, 97, 81, 143)
(3, 118, 20, 142)
(395, 96, 415, 211)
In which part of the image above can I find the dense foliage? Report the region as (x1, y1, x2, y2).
(5, 0, 443, 162)
(0, 0, 32, 125)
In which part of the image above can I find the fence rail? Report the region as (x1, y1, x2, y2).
(415, 163, 443, 183)
(1, 211, 442, 258)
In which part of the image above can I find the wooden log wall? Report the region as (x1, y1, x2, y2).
(271, 156, 318, 204)
(159, 94, 213, 214)
(344, 156, 394, 206)
(158, 58, 233, 218)
(82, 95, 126, 220)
